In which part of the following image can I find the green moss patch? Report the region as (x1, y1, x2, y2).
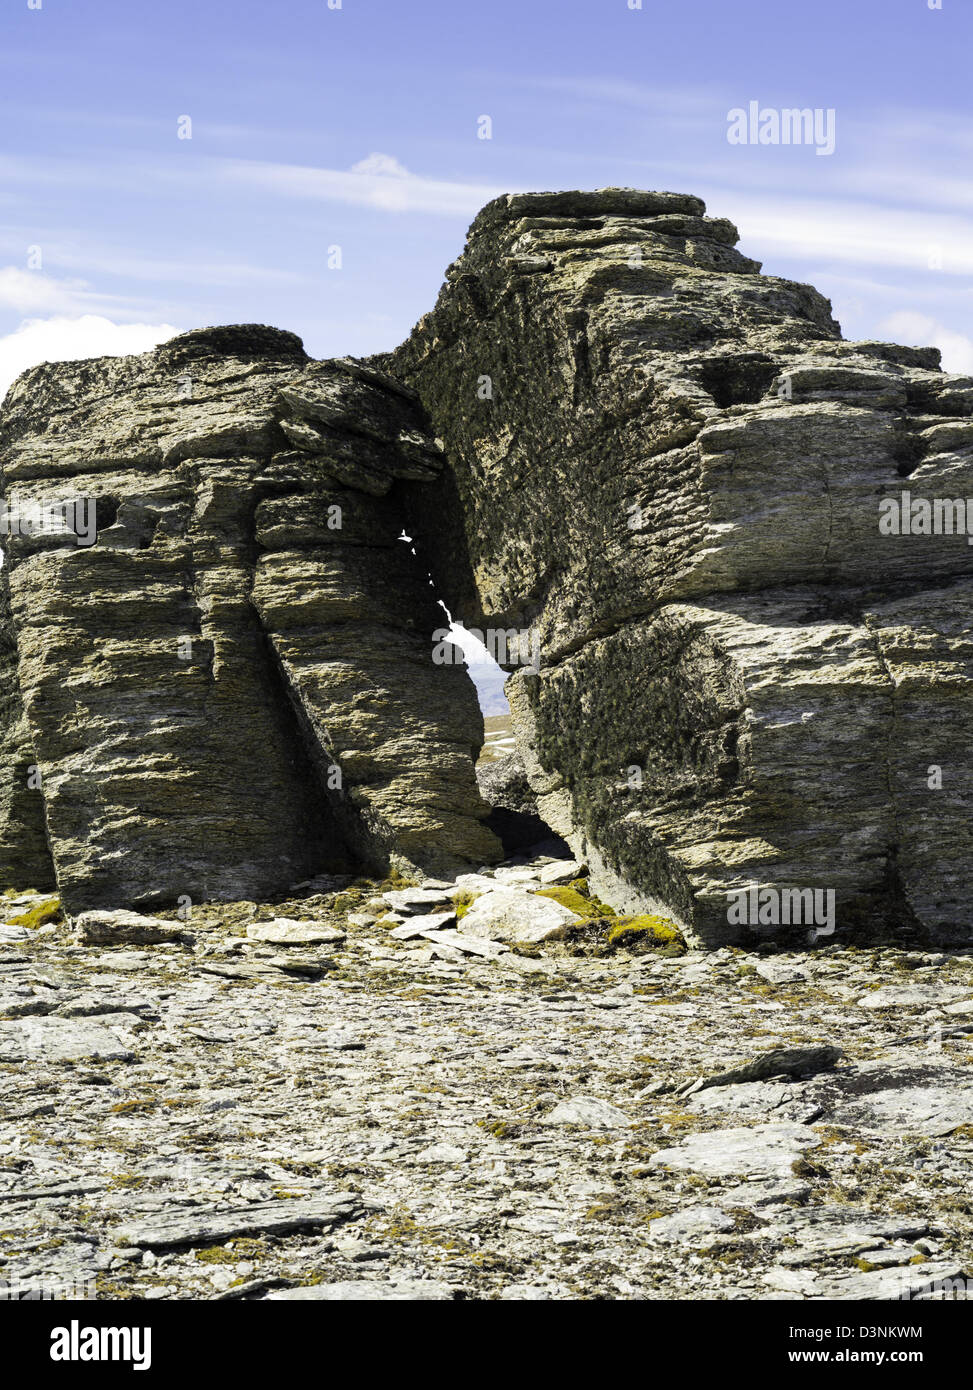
(194, 1238, 267, 1265)
(8, 897, 61, 929)
(534, 885, 615, 920)
(606, 915, 687, 955)
(451, 889, 475, 921)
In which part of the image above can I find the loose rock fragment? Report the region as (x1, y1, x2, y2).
(649, 1123, 819, 1178)
(74, 910, 186, 946)
(459, 888, 581, 945)
(694, 1046, 843, 1091)
(0, 1014, 137, 1062)
(245, 919, 346, 946)
(542, 1096, 632, 1129)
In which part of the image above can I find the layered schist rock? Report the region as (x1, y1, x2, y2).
(4, 189, 972, 947)
(0, 325, 498, 910)
(384, 188, 973, 946)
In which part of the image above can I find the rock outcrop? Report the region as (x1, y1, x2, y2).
(0, 325, 499, 911)
(4, 188, 973, 948)
(383, 188, 973, 947)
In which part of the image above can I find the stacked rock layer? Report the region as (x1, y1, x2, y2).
(4, 189, 972, 947)
(383, 188, 973, 946)
(0, 325, 499, 911)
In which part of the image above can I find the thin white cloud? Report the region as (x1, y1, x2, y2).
(350, 152, 411, 178)
(0, 315, 179, 401)
(0, 264, 164, 318)
(0, 266, 107, 315)
(218, 155, 511, 215)
(517, 75, 721, 118)
(879, 311, 973, 377)
(2, 244, 308, 291)
(701, 192, 973, 278)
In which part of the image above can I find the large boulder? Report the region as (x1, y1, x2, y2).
(0, 326, 499, 910)
(383, 188, 973, 947)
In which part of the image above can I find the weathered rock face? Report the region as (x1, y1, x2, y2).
(4, 189, 972, 947)
(384, 188, 973, 946)
(0, 325, 499, 910)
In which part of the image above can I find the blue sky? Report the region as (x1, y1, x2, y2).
(1, 0, 971, 399)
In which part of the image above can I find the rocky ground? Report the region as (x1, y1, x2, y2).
(476, 714, 516, 765)
(1, 857, 972, 1303)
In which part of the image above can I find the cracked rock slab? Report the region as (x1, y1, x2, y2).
(245, 919, 346, 945)
(0, 1014, 136, 1062)
(115, 1194, 365, 1249)
(649, 1123, 819, 1178)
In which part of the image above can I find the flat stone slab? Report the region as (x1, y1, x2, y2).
(688, 1082, 793, 1119)
(542, 1096, 632, 1129)
(246, 919, 346, 945)
(647, 1206, 736, 1242)
(857, 984, 970, 1010)
(115, 1193, 364, 1248)
(537, 860, 584, 885)
(649, 1123, 819, 1179)
(755, 959, 808, 985)
(492, 867, 543, 886)
(74, 910, 185, 945)
(266, 1279, 459, 1300)
(382, 889, 451, 914)
(831, 1084, 973, 1138)
(414, 1142, 468, 1164)
(414, 928, 508, 959)
(447, 874, 498, 899)
(0, 1178, 107, 1203)
(459, 888, 581, 945)
(0, 986, 58, 1019)
(0, 1014, 136, 1062)
(55, 992, 157, 1019)
(809, 1260, 971, 1302)
(720, 1180, 811, 1208)
(388, 911, 456, 940)
(497, 1283, 556, 1300)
